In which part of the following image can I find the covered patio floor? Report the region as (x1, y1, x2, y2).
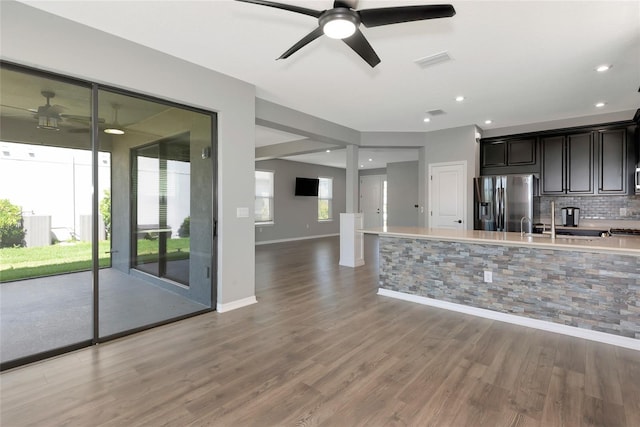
(0, 268, 209, 364)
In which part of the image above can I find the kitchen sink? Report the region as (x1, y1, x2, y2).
(555, 229, 609, 237)
(522, 232, 607, 241)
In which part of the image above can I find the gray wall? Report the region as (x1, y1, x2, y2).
(255, 159, 346, 243)
(387, 161, 419, 227)
(421, 125, 480, 229)
(1, 2, 256, 307)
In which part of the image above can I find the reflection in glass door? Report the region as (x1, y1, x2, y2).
(0, 65, 94, 366)
(132, 135, 191, 285)
(98, 89, 214, 339)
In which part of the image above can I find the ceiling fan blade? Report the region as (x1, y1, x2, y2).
(0, 104, 34, 114)
(63, 114, 106, 123)
(342, 29, 381, 68)
(235, 0, 322, 18)
(278, 26, 324, 60)
(333, 0, 357, 9)
(359, 4, 456, 28)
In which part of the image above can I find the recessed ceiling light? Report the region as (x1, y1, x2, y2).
(595, 64, 611, 72)
(484, 120, 492, 125)
(360, 164, 364, 168)
(423, 117, 431, 123)
(368, 158, 373, 162)
(455, 96, 465, 102)
(326, 150, 331, 153)
(595, 102, 606, 108)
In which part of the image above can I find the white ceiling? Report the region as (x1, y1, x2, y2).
(17, 0, 640, 169)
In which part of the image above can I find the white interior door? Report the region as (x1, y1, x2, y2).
(360, 175, 386, 228)
(428, 162, 466, 229)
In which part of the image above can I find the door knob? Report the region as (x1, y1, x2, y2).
(454, 220, 462, 223)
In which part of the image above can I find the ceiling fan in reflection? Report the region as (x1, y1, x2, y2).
(1, 90, 72, 131)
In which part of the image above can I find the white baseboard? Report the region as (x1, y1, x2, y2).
(339, 258, 365, 267)
(216, 296, 258, 313)
(255, 233, 339, 246)
(377, 288, 640, 351)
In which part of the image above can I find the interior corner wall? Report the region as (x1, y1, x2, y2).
(1, 1, 257, 307)
(255, 159, 346, 243)
(386, 161, 419, 227)
(422, 125, 479, 228)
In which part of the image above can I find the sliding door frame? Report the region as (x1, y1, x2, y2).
(0, 61, 218, 370)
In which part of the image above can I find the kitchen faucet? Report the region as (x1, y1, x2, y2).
(550, 200, 556, 240)
(520, 216, 532, 236)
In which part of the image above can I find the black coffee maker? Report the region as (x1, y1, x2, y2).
(561, 207, 580, 227)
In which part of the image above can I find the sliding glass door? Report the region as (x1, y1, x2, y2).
(0, 66, 94, 365)
(0, 63, 216, 368)
(97, 88, 214, 339)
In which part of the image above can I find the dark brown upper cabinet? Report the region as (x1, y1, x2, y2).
(480, 137, 536, 169)
(507, 138, 536, 165)
(481, 121, 635, 194)
(597, 128, 627, 194)
(540, 126, 631, 196)
(481, 141, 507, 167)
(541, 132, 594, 195)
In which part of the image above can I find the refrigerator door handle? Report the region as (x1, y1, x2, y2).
(494, 187, 501, 230)
(497, 187, 505, 230)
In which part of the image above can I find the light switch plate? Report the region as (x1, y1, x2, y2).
(236, 207, 249, 218)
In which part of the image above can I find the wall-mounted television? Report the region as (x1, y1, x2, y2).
(295, 177, 319, 196)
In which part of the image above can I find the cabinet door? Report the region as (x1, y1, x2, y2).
(481, 142, 507, 167)
(507, 138, 536, 165)
(598, 129, 627, 194)
(541, 135, 565, 194)
(566, 132, 594, 194)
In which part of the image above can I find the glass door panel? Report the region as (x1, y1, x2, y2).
(98, 89, 213, 339)
(0, 66, 93, 366)
(0, 63, 216, 368)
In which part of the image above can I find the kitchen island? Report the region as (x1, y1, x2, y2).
(361, 227, 640, 349)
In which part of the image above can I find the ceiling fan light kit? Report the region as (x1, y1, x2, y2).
(37, 115, 60, 131)
(235, 0, 455, 68)
(35, 91, 63, 131)
(320, 9, 359, 39)
(104, 127, 124, 135)
(104, 104, 125, 135)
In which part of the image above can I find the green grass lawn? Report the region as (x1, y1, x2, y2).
(0, 238, 190, 282)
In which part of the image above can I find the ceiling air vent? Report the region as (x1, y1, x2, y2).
(427, 109, 446, 116)
(414, 51, 452, 69)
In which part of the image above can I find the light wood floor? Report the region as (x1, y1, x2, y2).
(1, 236, 638, 426)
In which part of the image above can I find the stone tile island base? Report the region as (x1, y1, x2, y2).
(378, 236, 639, 349)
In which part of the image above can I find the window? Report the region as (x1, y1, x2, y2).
(255, 170, 274, 223)
(318, 177, 333, 221)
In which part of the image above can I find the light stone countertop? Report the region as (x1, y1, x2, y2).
(359, 226, 640, 256)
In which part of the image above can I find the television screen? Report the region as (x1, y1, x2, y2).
(295, 177, 319, 196)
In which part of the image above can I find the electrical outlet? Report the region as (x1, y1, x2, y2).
(484, 271, 493, 283)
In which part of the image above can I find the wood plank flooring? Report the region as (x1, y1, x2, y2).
(1, 235, 639, 426)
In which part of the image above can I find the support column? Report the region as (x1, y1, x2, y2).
(346, 144, 359, 213)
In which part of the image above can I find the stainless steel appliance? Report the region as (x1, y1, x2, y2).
(474, 174, 536, 232)
(561, 207, 580, 227)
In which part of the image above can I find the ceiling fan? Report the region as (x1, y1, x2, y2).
(235, 0, 456, 67)
(67, 104, 127, 135)
(33, 91, 67, 130)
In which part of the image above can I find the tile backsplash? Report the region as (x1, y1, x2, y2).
(538, 195, 640, 220)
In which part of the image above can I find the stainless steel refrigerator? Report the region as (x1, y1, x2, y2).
(473, 174, 536, 232)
